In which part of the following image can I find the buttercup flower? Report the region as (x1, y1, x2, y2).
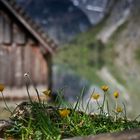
(42, 90, 51, 97)
(101, 85, 109, 92)
(0, 84, 5, 92)
(91, 93, 100, 100)
(59, 109, 70, 117)
(113, 91, 119, 99)
(116, 106, 123, 113)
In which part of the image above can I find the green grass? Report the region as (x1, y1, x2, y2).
(1, 76, 140, 140)
(7, 102, 140, 140)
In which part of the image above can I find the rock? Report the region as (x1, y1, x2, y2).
(10, 101, 32, 120)
(0, 120, 13, 138)
(10, 101, 60, 122)
(64, 128, 140, 140)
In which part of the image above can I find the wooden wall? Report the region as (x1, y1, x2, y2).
(0, 10, 49, 87)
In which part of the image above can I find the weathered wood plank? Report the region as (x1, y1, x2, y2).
(13, 24, 26, 45)
(0, 14, 4, 43)
(0, 44, 49, 87)
(14, 47, 23, 87)
(0, 46, 5, 84)
(9, 47, 16, 87)
(3, 16, 12, 44)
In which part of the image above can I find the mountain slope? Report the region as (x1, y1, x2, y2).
(54, 0, 140, 117)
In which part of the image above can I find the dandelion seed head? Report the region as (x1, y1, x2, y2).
(24, 73, 29, 77)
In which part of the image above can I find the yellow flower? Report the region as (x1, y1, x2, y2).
(59, 109, 70, 118)
(0, 84, 5, 92)
(113, 91, 119, 99)
(101, 85, 109, 92)
(116, 106, 123, 113)
(42, 90, 51, 97)
(91, 93, 100, 100)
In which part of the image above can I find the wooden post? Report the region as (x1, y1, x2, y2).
(43, 52, 52, 91)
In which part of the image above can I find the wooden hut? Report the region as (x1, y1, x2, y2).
(0, 0, 57, 92)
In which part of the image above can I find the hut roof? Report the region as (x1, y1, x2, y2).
(0, 0, 57, 54)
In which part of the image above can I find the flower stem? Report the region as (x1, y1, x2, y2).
(1, 91, 12, 113)
(85, 88, 95, 113)
(106, 100, 110, 116)
(115, 99, 118, 121)
(101, 93, 106, 114)
(25, 82, 33, 103)
(96, 100, 102, 114)
(24, 73, 41, 104)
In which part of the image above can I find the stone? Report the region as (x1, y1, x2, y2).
(0, 120, 13, 138)
(64, 128, 140, 140)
